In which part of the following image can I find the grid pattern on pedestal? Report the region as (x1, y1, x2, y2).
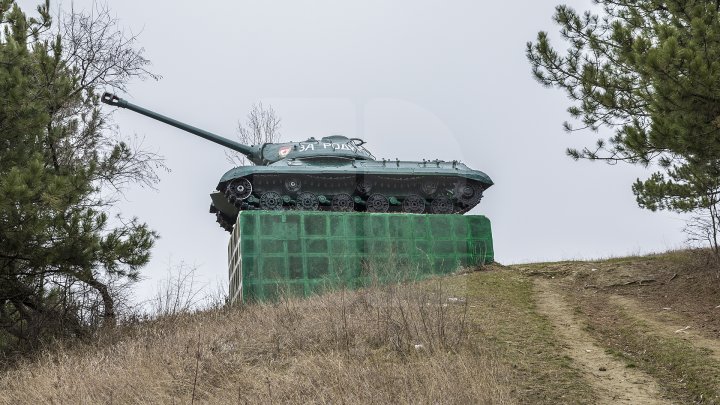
(228, 211, 493, 304)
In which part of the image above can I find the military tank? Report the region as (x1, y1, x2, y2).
(101, 93, 493, 232)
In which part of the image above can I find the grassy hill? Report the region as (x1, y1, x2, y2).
(2, 250, 720, 404)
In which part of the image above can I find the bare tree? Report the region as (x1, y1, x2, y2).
(677, 173, 720, 257)
(226, 102, 281, 166)
(61, 2, 160, 91)
(685, 203, 720, 256)
(59, 2, 165, 196)
(150, 262, 207, 318)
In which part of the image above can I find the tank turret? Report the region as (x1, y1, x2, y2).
(101, 92, 493, 232)
(101, 93, 375, 165)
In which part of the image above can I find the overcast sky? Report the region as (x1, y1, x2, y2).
(19, 0, 687, 304)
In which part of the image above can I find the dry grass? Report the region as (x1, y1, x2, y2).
(457, 267, 596, 404)
(0, 277, 514, 404)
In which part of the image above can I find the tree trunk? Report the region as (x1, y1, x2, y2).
(83, 278, 115, 328)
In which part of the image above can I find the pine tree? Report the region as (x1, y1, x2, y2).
(527, 1, 720, 248)
(0, 0, 160, 352)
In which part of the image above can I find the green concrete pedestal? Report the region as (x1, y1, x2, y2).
(228, 211, 493, 304)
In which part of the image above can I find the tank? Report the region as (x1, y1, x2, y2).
(101, 93, 493, 232)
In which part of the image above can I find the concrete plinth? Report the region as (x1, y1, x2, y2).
(228, 211, 493, 304)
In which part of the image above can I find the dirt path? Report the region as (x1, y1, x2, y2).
(533, 279, 668, 405)
(611, 295, 720, 363)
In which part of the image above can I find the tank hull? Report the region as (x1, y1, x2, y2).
(211, 159, 493, 232)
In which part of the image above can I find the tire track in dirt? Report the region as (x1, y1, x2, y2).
(611, 295, 720, 363)
(533, 279, 668, 405)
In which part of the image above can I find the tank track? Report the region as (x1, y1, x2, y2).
(214, 174, 486, 232)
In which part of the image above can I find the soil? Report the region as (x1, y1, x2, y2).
(534, 278, 668, 405)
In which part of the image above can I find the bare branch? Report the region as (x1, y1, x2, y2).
(226, 102, 282, 166)
(59, 2, 160, 94)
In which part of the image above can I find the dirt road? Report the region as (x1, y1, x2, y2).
(534, 278, 668, 405)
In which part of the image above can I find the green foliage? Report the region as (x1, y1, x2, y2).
(527, 1, 720, 215)
(0, 0, 159, 355)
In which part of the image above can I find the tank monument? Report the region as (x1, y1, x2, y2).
(102, 93, 495, 303)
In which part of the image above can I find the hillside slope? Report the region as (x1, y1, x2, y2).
(1, 251, 720, 404)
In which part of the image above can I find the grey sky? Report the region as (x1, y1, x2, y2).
(20, 0, 686, 303)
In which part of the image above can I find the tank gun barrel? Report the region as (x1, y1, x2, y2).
(101, 93, 263, 163)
